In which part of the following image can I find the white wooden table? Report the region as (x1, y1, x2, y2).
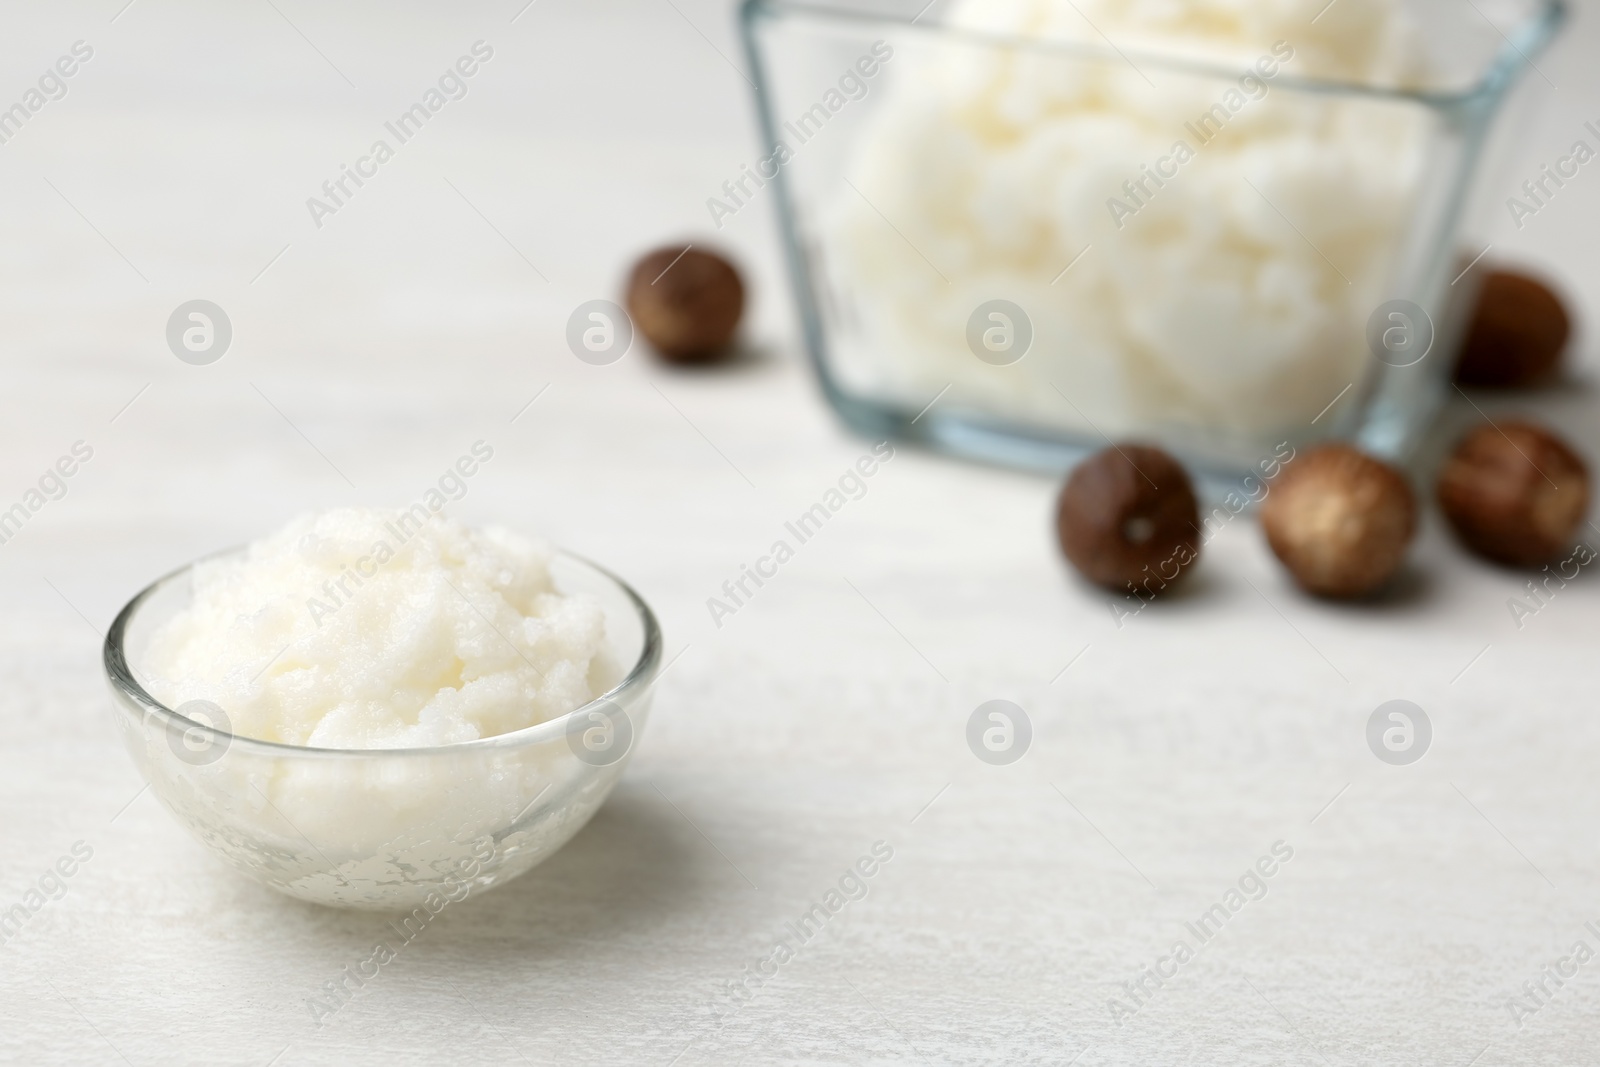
(2, 1, 1599, 1063)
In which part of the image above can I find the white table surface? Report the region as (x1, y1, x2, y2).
(3, 1, 1600, 1063)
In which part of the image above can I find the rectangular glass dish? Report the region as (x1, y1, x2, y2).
(740, 0, 1565, 478)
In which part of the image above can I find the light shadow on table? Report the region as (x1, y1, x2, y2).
(656, 338, 780, 376)
(433, 780, 714, 955)
(1068, 561, 1223, 613)
(1287, 560, 1436, 616)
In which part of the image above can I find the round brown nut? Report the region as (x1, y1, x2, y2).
(1437, 421, 1589, 567)
(1260, 444, 1416, 599)
(625, 246, 744, 364)
(1056, 444, 1200, 593)
(1454, 270, 1569, 388)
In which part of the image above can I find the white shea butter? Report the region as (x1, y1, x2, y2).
(145, 509, 611, 749)
(830, 0, 1432, 449)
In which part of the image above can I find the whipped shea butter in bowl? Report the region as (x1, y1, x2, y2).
(740, 0, 1564, 477)
(103, 508, 661, 910)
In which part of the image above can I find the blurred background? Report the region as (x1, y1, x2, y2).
(3, 0, 1600, 1064)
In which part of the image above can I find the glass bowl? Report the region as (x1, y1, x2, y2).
(103, 549, 661, 911)
(740, 0, 1566, 481)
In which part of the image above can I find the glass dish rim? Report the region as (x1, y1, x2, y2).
(740, 0, 1567, 107)
(102, 545, 664, 762)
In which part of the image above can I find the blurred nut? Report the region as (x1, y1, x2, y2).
(1454, 270, 1569, 388)
(1261, 444, 1416, 599)
(1437, 421, 1589, 567)
(625, 245, 744, 363)
(1056, 444, 1200, 593)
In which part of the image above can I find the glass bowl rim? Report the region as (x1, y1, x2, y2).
(740, 0, 1567, 107)
(102, 545, 663, 762)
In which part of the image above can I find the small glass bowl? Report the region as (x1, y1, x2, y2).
(103, 549, 661, 911)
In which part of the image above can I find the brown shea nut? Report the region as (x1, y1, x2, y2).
(625, 245, 744, 364)
(1056, 444, 1201, 594)
(1437, 421, 1590, 567)
(1454, 270, 1570, 388)
(1260, 444, 1416, 599)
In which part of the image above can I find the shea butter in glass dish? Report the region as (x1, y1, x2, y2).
(740, 0, 1565, 479)
(103, 510, 661, 910)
